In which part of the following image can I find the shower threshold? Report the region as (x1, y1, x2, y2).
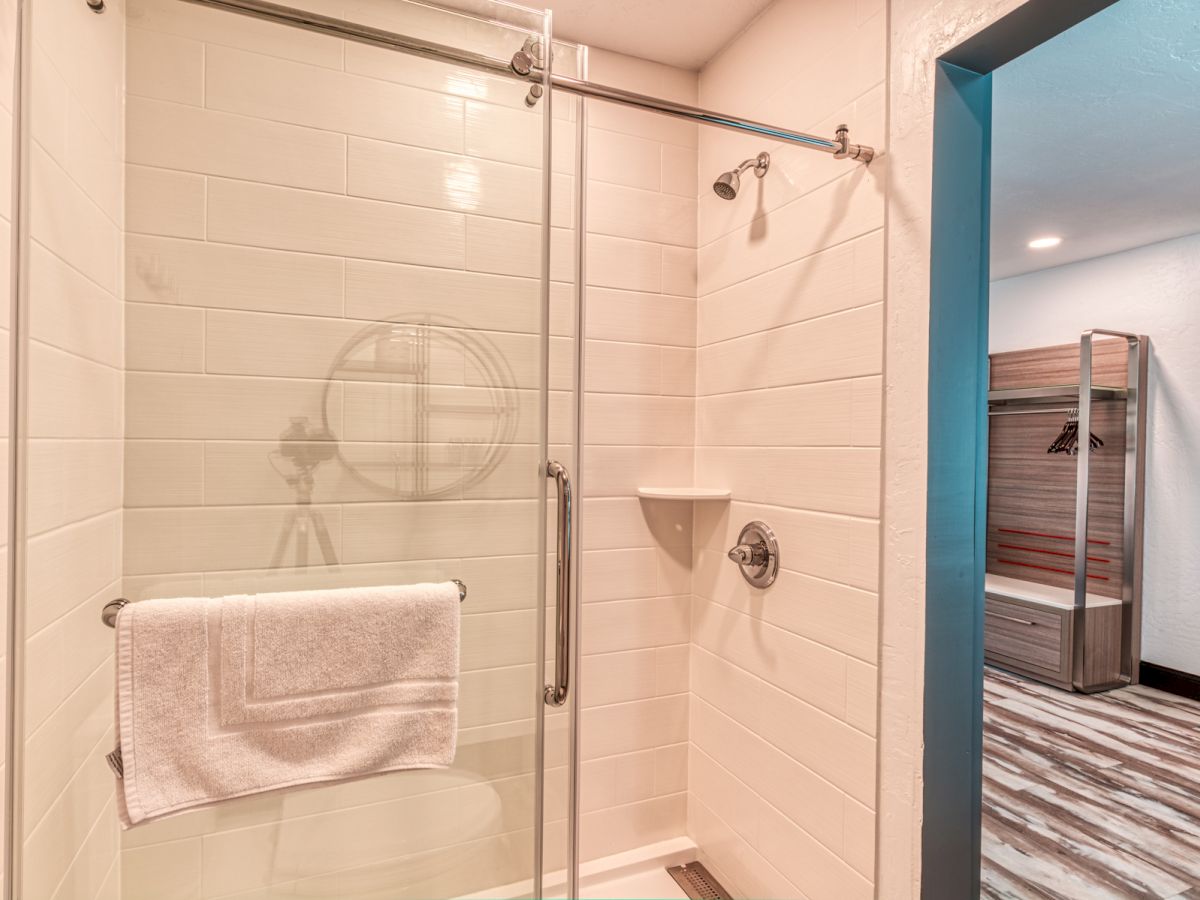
(459, 836, 697, 900)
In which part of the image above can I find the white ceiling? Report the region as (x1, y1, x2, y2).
(532, 0, 774, 70)
(990, 0, 1200, 280)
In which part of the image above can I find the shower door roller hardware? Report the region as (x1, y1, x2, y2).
(87, 0, 106, 10)
(727, 520, 779, 588)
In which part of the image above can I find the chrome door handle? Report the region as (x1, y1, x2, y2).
(544, 460, 572, 707)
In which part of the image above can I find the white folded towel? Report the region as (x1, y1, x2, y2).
(112, 582, 461, 827)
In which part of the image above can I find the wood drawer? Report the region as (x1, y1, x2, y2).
(984, 595, 1068, 679)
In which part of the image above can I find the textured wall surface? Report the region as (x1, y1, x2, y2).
(687, 1, 886, 896)
(879, 1, 1035, 897)
(21, 1, 126, 898)
(991, 232, 1200, 676)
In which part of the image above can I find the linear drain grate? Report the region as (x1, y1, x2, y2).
(667, 862, 734, 900)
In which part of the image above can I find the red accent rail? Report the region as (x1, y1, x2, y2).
(996, 543, 1109, 564)
(995, 558, 1109, 581)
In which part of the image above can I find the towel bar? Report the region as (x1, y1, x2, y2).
(100, 580, 468, 628)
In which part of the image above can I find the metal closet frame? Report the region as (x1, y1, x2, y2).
(986, 329, 1148, 691)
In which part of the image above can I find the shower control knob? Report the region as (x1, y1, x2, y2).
(728, 542, 767, 567)
(726, 521, 780, 588)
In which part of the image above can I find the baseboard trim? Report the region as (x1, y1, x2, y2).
(1139, 661, 1200, 700)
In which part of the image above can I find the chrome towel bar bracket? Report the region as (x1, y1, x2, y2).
(100, 580, 468, 628)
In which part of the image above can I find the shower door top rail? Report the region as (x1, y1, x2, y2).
(178, 0, 876, 162)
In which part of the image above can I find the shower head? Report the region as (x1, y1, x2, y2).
(712, 152, 770, 200)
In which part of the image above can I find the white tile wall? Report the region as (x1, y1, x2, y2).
(22, 1, 125, 899)
(689, 1, 885, 896)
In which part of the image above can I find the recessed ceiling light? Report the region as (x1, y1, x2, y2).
(1028, 236, 1062, 249)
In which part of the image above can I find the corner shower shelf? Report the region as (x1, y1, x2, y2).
(636, 487, 731, 501)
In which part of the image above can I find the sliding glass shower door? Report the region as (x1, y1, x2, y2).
(14, 0, 580, 897)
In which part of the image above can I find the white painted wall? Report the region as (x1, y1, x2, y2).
(990, 232, 1200, 676)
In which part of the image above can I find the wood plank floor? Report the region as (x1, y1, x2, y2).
(983, 667, 1200, 899)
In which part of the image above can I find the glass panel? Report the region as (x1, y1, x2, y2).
(0, 0, 14, 891)
(17, 0, 566, 897)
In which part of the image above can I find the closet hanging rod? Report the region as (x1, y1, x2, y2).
(100, 580, 468, 628)
(176, 0, 875, 161)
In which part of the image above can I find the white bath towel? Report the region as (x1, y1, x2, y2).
(111, 582, 461, 827)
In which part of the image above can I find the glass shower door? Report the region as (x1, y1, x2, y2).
(16, 0, 573, 897)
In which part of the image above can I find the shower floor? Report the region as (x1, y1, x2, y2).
(461, 837, 696, 900)
(580, 866, 688, 899)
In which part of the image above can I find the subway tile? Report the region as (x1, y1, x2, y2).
(206, 45, 463, 152)
(26, 439, 123, 537)
(691, 697, 846, 853)
(580, 794, 687, 862)
(757, 799, 873, 900)
(345, 259, 540, 335)
(586, 181, 696, 248)
(692, 596, 848, 721)
(126, 304, 204, 373)
(464, 99, 542, 168)
(28, 242, 121, 369)
(24, 580, 119, 733)
(587, 127, 661, 192)
(580, 649, 659, 708)
(31, 147, 120, 294)
(126, 235, 344, 317)
(465, 217, 575, 281)
(65, 91, 123, 226)
(585, 394, 693, 446)
(583, 595, 689, 656)
(845, 658, 878, 737)
(34, 0, 123, 146)
(661, 144, 698, 198)
(697, 176, 883, 297)
(126, 165, 205, 240)
(582, 446, 695, 499)
(124, 441, 205, 509)
(694, 447, 880, 517)
(586, 234, 660, 293)
(345, 42, 528, 107)
(28, 343, 121, 440)
(696, 380, 853, 448)
(349, 136, 541, 223)
(696, 500, 878, 592)
(124, 504, 344, 575)
(698, 230, 883, 346)
(692, 646, 875, 806)
(767, 303, 883, 386)
(127, 0, 345, 69)
(584, 340, 662, 395)
(582, 694, 688, 761)
(207, 178, 465, 267)
(661, 246, 697, 297)
(843, 797, 876, 880)
(581, 548, 659, 603)
(340, 499, 538, 565)
(22, 663, 113, 831)
(120, 839, 202, 900)
(692, 548, 879, 664)
(127, 97, 348, 194)
(126, 27, 203, 106)
(585, 288, 695, 348)
(126, 372, 340, 440)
